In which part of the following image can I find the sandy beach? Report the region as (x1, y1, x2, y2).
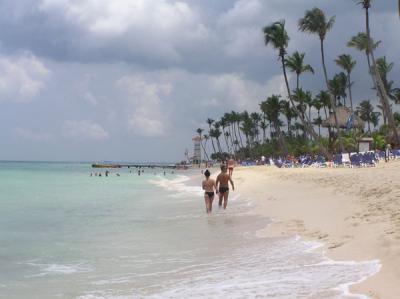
(234, 161, 400, 299)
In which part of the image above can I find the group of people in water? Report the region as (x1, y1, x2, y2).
(90, 168, 175, 177)
(201, 158, 235, 215)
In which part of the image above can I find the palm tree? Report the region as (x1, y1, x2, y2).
(335, 54, 357, 111)
(357, 0, 399, 144)
(375, 57, 395, 123)
(299, 7, 343, 152)
(391, 88, 400, 104)
(376, 57, 396, 98)
(212, 122, 223, 153)
(203, 134, 210, 158)
(285, 51, 314, 90)
(260, 95, 288, 154)
(263, 20, 327, 156)
(292, 89, 311, 132)
(313, 98, 323, 136)
(328, 73, 347, 106)
(313, 117, 323, 137)
(304, 91, 314, 125)
(206, 118, 217, 155)
(281, 100, 295, 137)
(239, 111, 253, 148)
(250, 112, 262, 143)
(260, 121, 268, 142)
(196, 128, 209, 162)
(348, 32, 380, 70)
(231, 111, 244, 148)
(220, 116, 231, 153)
(356, 100, 380, 134)
(316, 90, 331, 120)
(371, 112, 380, 129)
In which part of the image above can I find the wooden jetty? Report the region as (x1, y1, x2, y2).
(91, 163, 189, 169)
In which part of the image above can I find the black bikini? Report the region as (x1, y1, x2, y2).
(205, 192, 215, 198)
(219, 187, 229, 194)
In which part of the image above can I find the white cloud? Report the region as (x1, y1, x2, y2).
(209, 73, 266, 111)
(0, 52, 50, 103)
(117, 75, 171, 137)
(264, 74, 290, 98)
(63, 120, 109, 140)
(83, 91, 98, 106)
(218, 0, 263, 27)
(14, 127, 52, 141)
(38, 0, 209, 61)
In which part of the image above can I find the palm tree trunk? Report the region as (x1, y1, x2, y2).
(280, 52, 330, 157)
(216, 138, 222, 154)
(320, 38, 344, 153)
(201, 139, 209, 161)
(222, 128, 230, 153)
(365, 6, 399, 145)
(348, 72, 354, 112)
(274, 121, 288, 155)
(228, 126, 236, 152)
(237, 122, 245, 148)
(269, 121, 273, 139)
(210, 137, 217, 155)
(317, 110, 321, 137)
(296, 73, 300, 90)
(231, 123, 239, 150)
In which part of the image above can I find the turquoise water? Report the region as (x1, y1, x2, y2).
(0, 162, 380, 298)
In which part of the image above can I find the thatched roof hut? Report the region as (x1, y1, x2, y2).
(322, 106, 364, 129)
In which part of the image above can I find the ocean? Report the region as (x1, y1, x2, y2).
(0, 162, 380, 299)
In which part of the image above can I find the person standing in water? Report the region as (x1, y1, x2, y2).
(216, 165, 235, 209)
(202, 169, 216, 214)
(227, 156, 235, 177)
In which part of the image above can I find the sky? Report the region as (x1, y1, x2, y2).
(0, 0, 398, 162)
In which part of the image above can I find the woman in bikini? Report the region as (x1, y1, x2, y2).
(202, 169, 217, 214)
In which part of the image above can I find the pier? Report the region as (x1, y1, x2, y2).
(91, 163, 186, 169)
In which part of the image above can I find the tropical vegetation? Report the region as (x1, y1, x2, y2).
(196, 2, 399, 161)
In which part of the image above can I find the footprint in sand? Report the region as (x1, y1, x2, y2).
(328, 241, 345, 249)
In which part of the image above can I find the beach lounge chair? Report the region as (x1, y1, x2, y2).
(313, 156, 327, 168)
(273, 159, 283, 168)
(393, 149, 400, 159)
(377, 150, 386, 161)
(350, 153, 362, 167)
(342, 153, 351, 167)
(361, 152, 377, 167)
(333, 154, 343, 167)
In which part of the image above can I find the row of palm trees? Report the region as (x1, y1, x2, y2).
(197, 1, 399, 160)
(197, 95, 387, 159)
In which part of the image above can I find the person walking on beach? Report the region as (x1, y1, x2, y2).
(385, 143, 392, 162)
(202, 169, 216, 214)
(227, 157, 235, 177)
(216, 165, 235, 210)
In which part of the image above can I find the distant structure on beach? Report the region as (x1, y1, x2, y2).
(191, 135, 202, 164)
(322, 106, 364, 129)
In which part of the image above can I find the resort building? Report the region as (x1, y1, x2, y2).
(192, 135, 202, 164)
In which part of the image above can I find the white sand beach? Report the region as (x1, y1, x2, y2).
(234, 161, 400, 299)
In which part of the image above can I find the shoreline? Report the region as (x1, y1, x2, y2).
(233, 161, 400, 299)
